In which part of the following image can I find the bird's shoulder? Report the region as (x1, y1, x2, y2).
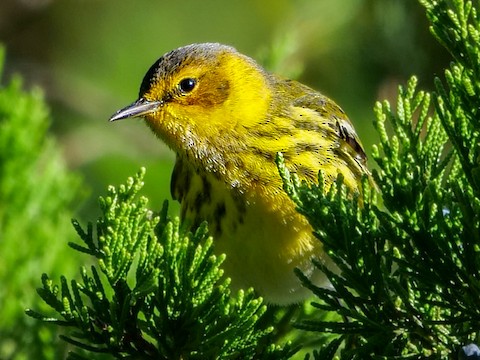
(272, 76, 367, 163)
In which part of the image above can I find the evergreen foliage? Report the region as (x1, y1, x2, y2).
(27, 169, 295, 359)
(0, 47, 82, 359)
(277, 0, 480, 358)
(25, 0, 480, 358)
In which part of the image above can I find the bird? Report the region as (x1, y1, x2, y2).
(109, 43, 368, 305)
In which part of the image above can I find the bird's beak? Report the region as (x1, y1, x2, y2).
(109, 98, 163, 122)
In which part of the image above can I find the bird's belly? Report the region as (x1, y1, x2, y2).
(217, 198, 326, 304)
(181, 171, 327, 305)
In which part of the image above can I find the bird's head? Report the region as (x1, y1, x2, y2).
(110, 43, 272, 155)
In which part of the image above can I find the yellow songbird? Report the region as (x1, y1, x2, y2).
(110, 43, 368, 305)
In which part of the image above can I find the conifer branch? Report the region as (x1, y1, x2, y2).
(28, 169, 295, 359)
(278, 0, 480, 358)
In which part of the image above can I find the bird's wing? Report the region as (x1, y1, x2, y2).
(290, 86, 367, 165)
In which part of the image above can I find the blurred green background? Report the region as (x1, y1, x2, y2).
(0, 0, 450, 358)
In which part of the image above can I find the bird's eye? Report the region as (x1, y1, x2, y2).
(178, 78, 197, 93)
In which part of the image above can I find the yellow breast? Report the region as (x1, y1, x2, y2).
(172, 155, 331, 304)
